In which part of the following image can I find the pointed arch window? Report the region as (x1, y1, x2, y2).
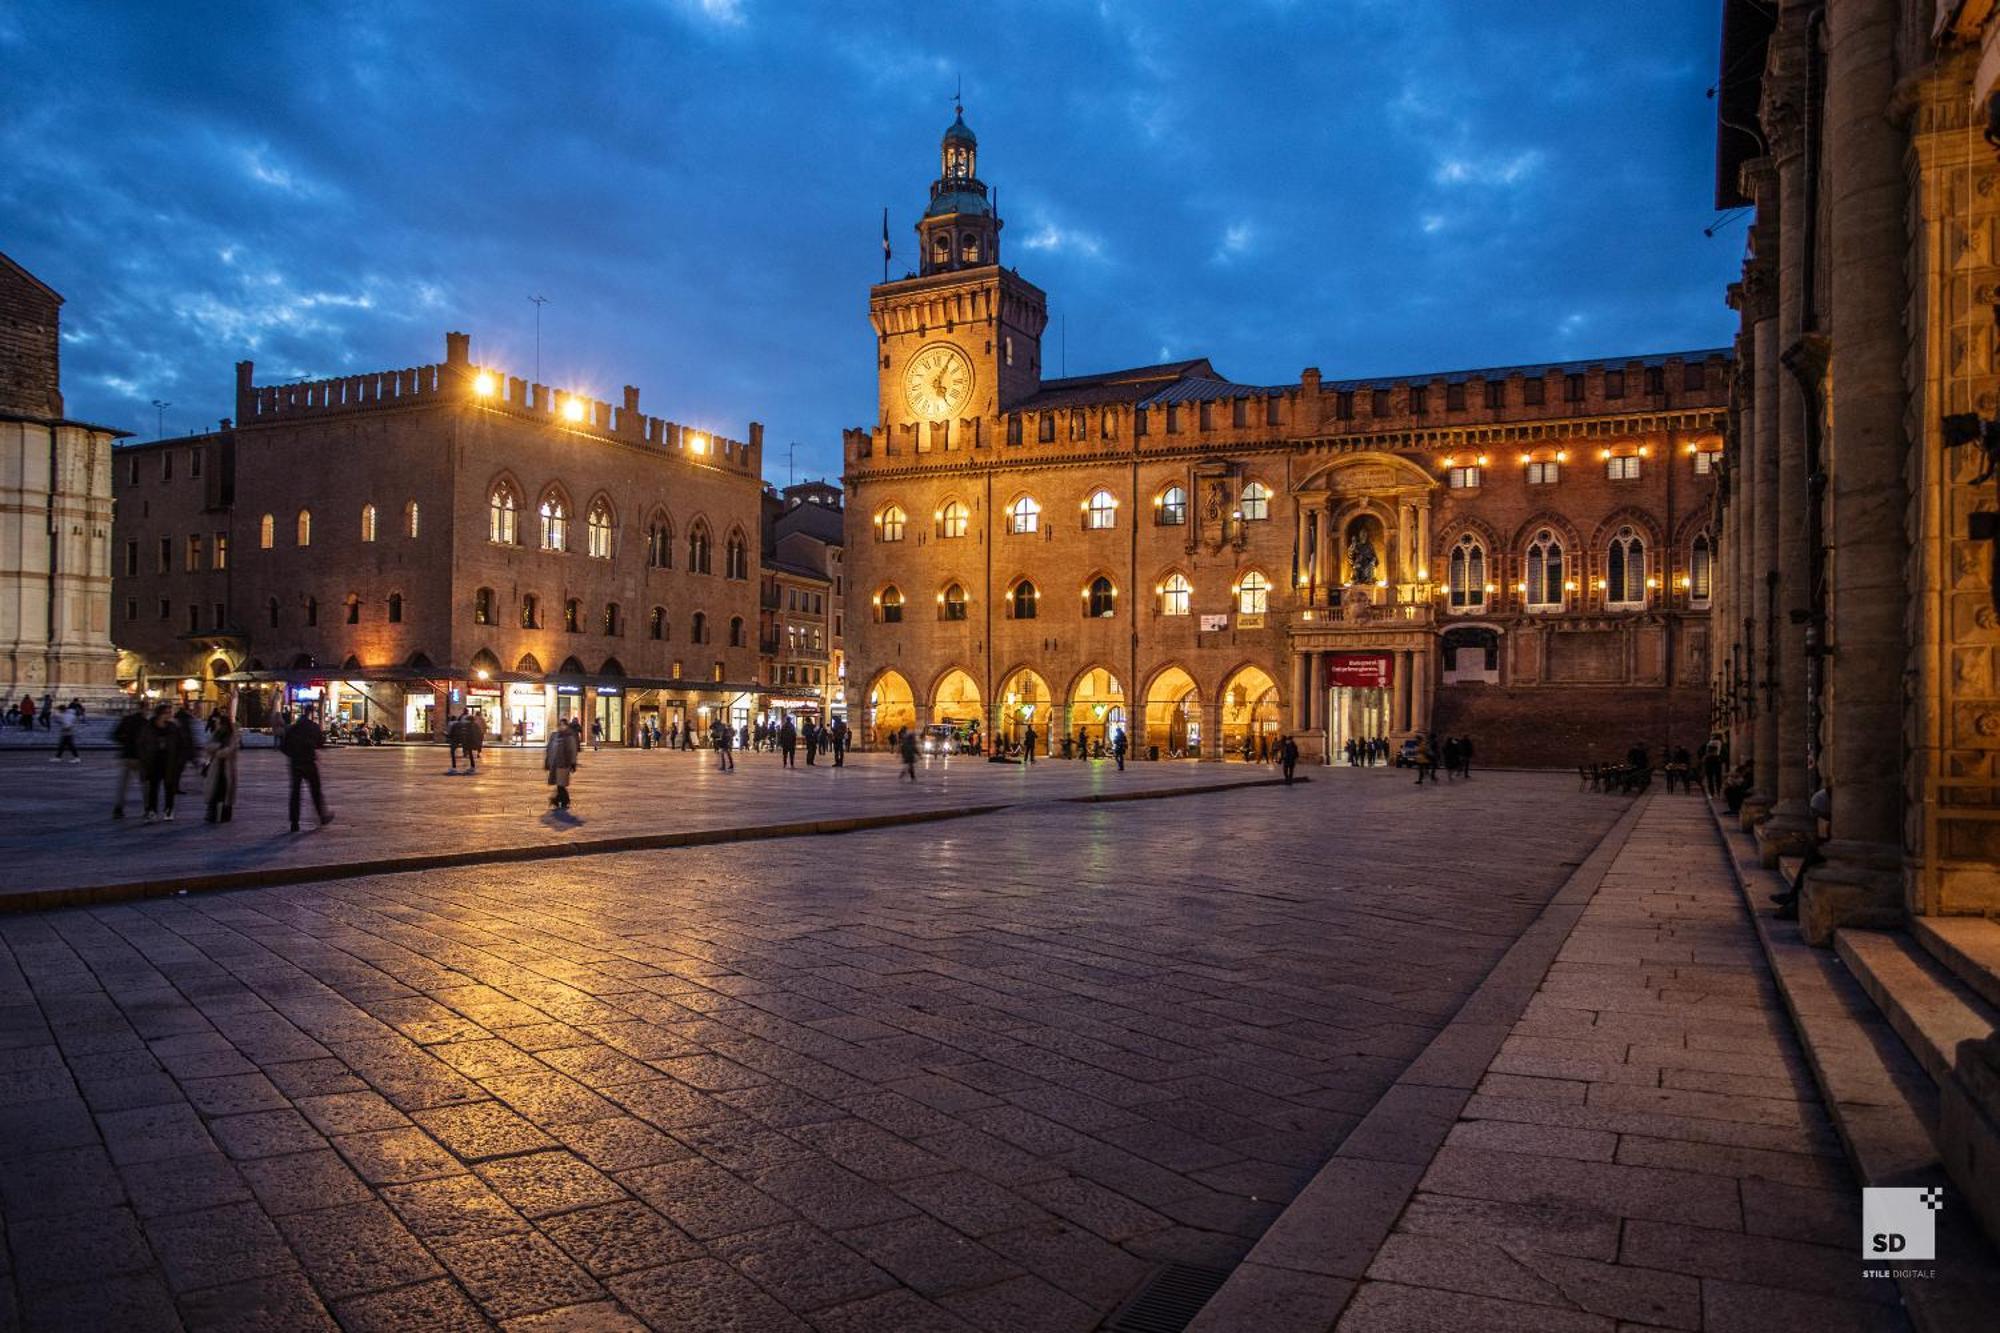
(564, 598, 582, 633)
(877, 585, 904, 624)
(1239, 482, 1271, 521)
(387, 592, 403, 624)
(520, 593, 539, 628)
(360, 504, 377, 542)
(1606, 526, 1646, 608)
(1526, 530, 1565, 611)
(474, 587, 494, 625)
(939, 500, 968, 538)
(646, 516, 673, 569)
(296, 509, 312, 546)
(1086, 576, 1116, 618)
(540, 496, 568, 551)
(587, 499, 614, 559)
(259, 513, 274, 549)
(941, 582, 968, 621)
(1236, 571, 1269, 615)
(1448, 535, 1487, 611)
(877, 505, 907, 542)
(1085, 489, 1118, 530)
(1161, 573, 1191, 616)
(1157, 486, 1187, 526)
(688, 522, 711, 574)
(691, 611, 708, 644)
(1010, 579, 1039, 619)
(648, 606, 666, 640)
(489, 483, 519, 544)
(1006, 495, 1040, 534)
(725, 531, 748, 580)
(1690, 533, 1714, 606)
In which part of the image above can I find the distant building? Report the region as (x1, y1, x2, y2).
(0, 252, 123, 708)
(758, 480, 844, 724)
(842, 113, 1727, 763)
(112, 332, 765, 741)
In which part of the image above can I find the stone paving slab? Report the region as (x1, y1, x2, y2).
(0, 769, 1623, 1331)
(0, 747, 1279, 906)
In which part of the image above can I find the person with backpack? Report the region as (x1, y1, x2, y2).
(279, 708, 333, 832)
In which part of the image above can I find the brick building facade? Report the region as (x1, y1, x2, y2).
(0, 252, 122, 707)
(841, 115, 1728, 765)
(112, 331, 766, 741)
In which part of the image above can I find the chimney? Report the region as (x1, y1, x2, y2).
(235, 360, 255, 418)
(1300, 367, 1321, 395)
(444, 331, 470, 366)
(623, 385, 640, 413)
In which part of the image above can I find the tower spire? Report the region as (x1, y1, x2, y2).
(918, 101, 1000, 276)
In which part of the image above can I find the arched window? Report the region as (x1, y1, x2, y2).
(940, 500, 968, 539)
(1157, 486, 1187, 526)
(540, 495, 568, 551)
(878, 505, 907, 542)
(648, 606, 666, 640)
(1161, 573, 1191, 616)
(266, 596, 279, 628)
(932, 234, 950, 266)
(1236, 571, 1269, 615)
(1690, 533, 1713, 605)
(296, 509, 312, 546)
(1007, 495, 1041, 534)
(1607, 526, 1646, 608)
(1526, 529, 1565, 611)
(564, 598, 581, 633)
(688, 522, 711, 574)
(405, 500, 419, 539)
(1011, 579, 1039, 619)
(725, 531, 748, 580)
(1239, 482, 1271, 521)
(387, 592, 403, 624)
(878, 585, 905, 624)
(602, 602, 621, 636)
(1086, 489, 1118, 530)
(360, 504, 377, 543)
(691, 611, 708, 644)
(305, 596, 318, 626)
(489, 483, 519, 544)
(960, 233, 981, 264)
(728, 616, 744, 647)
(646, 516, 673, 569)
(1086, 576, 1116, 618)
(520, 593, 539, 628)
(941, 582, 967, 621)
(474, 587, 493, 625)
(259, 513, 274, 549)
(1448, 535, 1487, 611)
(587, 499, 614, 559)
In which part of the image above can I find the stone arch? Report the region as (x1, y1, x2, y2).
(468, 648, 503, 676)
(995, 665, 1054, 750)
(514, 653, 542, 675)
(1142, 663, 1202, 759)
(599, 657, 626, 677)
(556, 655, 586, 676)
(865, 668, 917, 745)
(1219, 662, 1283, 760)
(404, 651, 435, 671)
(1588, 506, 1663, 552)
(929, 666, 983, 729)
(1065, 664, 1126, 749)
(1507, 510, 1585, 554)
(1298, 451, 1440, 494)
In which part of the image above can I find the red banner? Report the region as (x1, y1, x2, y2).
(1325, 652, 1392, 689)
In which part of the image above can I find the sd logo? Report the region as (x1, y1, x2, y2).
(1861, 1186, 1942, 1262)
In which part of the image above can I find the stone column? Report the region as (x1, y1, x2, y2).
(1393, 651, 1412, 732)
(1313, 509, 1332, 593)
(1745, 160, 1783, 828)
(1804, 0, 1909, 940)
(1416, 501, 1433, 583)
(1412, 648, 1431, 735)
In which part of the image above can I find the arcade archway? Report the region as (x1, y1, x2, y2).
(1144, 667, 1201, 759)
(997, 668, 1052, 752)
(866, 670, 916, 745)
(1222, 665, 1281, 760)
(1068, 667, 1126, 751)
(932, 669, 983, 741)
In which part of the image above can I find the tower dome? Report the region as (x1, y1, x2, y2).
(918, 105, 1001, 274)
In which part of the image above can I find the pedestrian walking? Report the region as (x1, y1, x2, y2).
(803, 718, 819, 766)
(446, 712, 465, 771)
(1457, 735, 1474, 779)
(1441, 737, 1461, 781)
(713, 717, 735, 771)
(137, 703, 189, 820)
(280, 709, 334, 832)
(39, 692, 53, 729)
(543, 717, 579, 809)
(50, 704, 80, 762)
(590, 716, 604, 752)
(1701, 736, 1725, 798)
(203, 711, 240, 823)
(1111, 726, 1127, 772)
(1413, 735, 1438, 786)
(1022, 724, 1037, 765)
(831, 717, 848, 767)
(18, 693, 34, 731)
(780, 716, 797, 769)
(898, 728, 919, 781)
(465, 710, 486, 772)
(1280, 734, 1299, 785)
(110, 706, 144, 817)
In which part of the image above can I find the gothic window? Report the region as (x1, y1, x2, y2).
(296, 509, 312, 546)
(1086, 488, 1117, 530)
(646, 515, 673, 568)
(877, 585, 904, 624)
(587, 499, 614, 559)
(540, 496, 568, 551)
(520, 593, 539, 628)
(1158, 486, 1187, 526)
(564, 598, 582, 633)
(691, 611, 707, 643)
(259, 513, 274, 549)
(1448, 535, 1487, 611)
(474, 587, 493, 625)
(725, 531, 748, 580)
(1010, 579, 1038, 619)
(878, 504, 906, 542)
(1240, 482, 1271, 520)
(1007, 495, 1040, 534)
(1236, 571, 1269, 616)
(1086, 576, 1116, 618)
(960, 233, 980, 264)
(405, 500, 420, 538)
(939, 500, 968, 538)
(489, 483, 519, 544)
(387, 592, 403, 624)
(360, 504, 377, 542)
(1690, 533, 1713, 605)
(649, 606, 666, 640)
(729, 615, 744, 647)
(1606, 526, 1646, 608)
(941, 582, 967, 621)
(1161, 573, 1191, 616)
(603, 602, 621, 636)
(1607, 454, 1641, 481)
(688, 522, 711, 573)
(932, 234, 950, 266)
(1526, 530, 1565, 611)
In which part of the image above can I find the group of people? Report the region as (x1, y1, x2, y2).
(1408, 733, 1476, 784)
(12, 693, 87, 731)
(110, 701, 258, 826)
(1341, 736, 1393, 766)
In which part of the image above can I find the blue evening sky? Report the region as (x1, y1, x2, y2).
(2, 1, 1737, 485)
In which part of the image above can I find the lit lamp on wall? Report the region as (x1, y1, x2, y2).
(562, 398, 585, 423)
(474, 373, 496, 397)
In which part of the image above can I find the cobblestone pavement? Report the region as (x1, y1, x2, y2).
(1338, 796, 1902, 1333)
(0, 747, 1274, 899)
(0, 770, 1626, 1331)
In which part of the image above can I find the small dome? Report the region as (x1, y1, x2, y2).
(926, 189, 991, 219)
(942, 110, 976, 147)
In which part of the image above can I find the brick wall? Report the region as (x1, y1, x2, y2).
(0, 258, 62, 418)
(1432, 683, 1713, 768)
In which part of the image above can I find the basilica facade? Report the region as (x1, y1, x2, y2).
(836, 115, 1728, 768)
(842, 114, 1729, 766)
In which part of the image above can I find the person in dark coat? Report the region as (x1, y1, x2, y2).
(544, 719, 579, 810)
(137, 704, 191, 820)
(898, 728, 919, 781)
(446, 713, 465, 771)
(831, 717, 848, 767)
(1111, 726, 1127, 772)
(1022, 724, 1037, 765)
(779, 716, 797, 769)
(280, 709, 334, 832)
(1280, 734, 1300, 785)
(111, 707, 145, 817)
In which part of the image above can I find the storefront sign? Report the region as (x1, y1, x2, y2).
(469, 687, 501, 698)
(1236, 613, 1266, 629)
(1325, 652, 1393, 689)
(289, 685, 324, 701)
(555, 683, 583, 696)
(1199, 613, 1230, 632)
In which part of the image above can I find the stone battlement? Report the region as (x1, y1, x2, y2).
(235, 331, 761, 474)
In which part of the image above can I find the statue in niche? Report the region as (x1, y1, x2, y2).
(1347, 529, 1379, 585)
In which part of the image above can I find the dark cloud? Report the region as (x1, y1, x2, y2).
(2, 0, 1736, 479)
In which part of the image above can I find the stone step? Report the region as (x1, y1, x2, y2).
(1837, 928, 2000, 1089)
(1913, 916, 2000, 1013)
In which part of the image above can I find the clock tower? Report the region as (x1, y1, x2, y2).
(870, 107, 1047, 447)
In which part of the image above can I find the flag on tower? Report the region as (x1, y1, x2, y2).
(881, 208, 891, 276)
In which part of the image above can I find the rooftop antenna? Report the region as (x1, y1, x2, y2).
(953, 73, 963, 116)
(150, 399, 170, 438)
(786, 441, 797, 488)
(528, 295, 549, 383)
(1060, 316, 1067, 377)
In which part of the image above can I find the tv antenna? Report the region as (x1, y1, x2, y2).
(528, 295, 550, 382)
(150, 400, 170, 438)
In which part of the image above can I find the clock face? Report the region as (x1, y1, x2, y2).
(903, 344, 973, 420)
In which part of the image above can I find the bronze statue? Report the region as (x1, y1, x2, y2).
(1347, 529, 1379, 585)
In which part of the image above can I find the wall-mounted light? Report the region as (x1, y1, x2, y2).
(474, 373, 496, 397)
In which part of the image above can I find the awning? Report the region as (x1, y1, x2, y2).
(219, 668, 764, 693)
